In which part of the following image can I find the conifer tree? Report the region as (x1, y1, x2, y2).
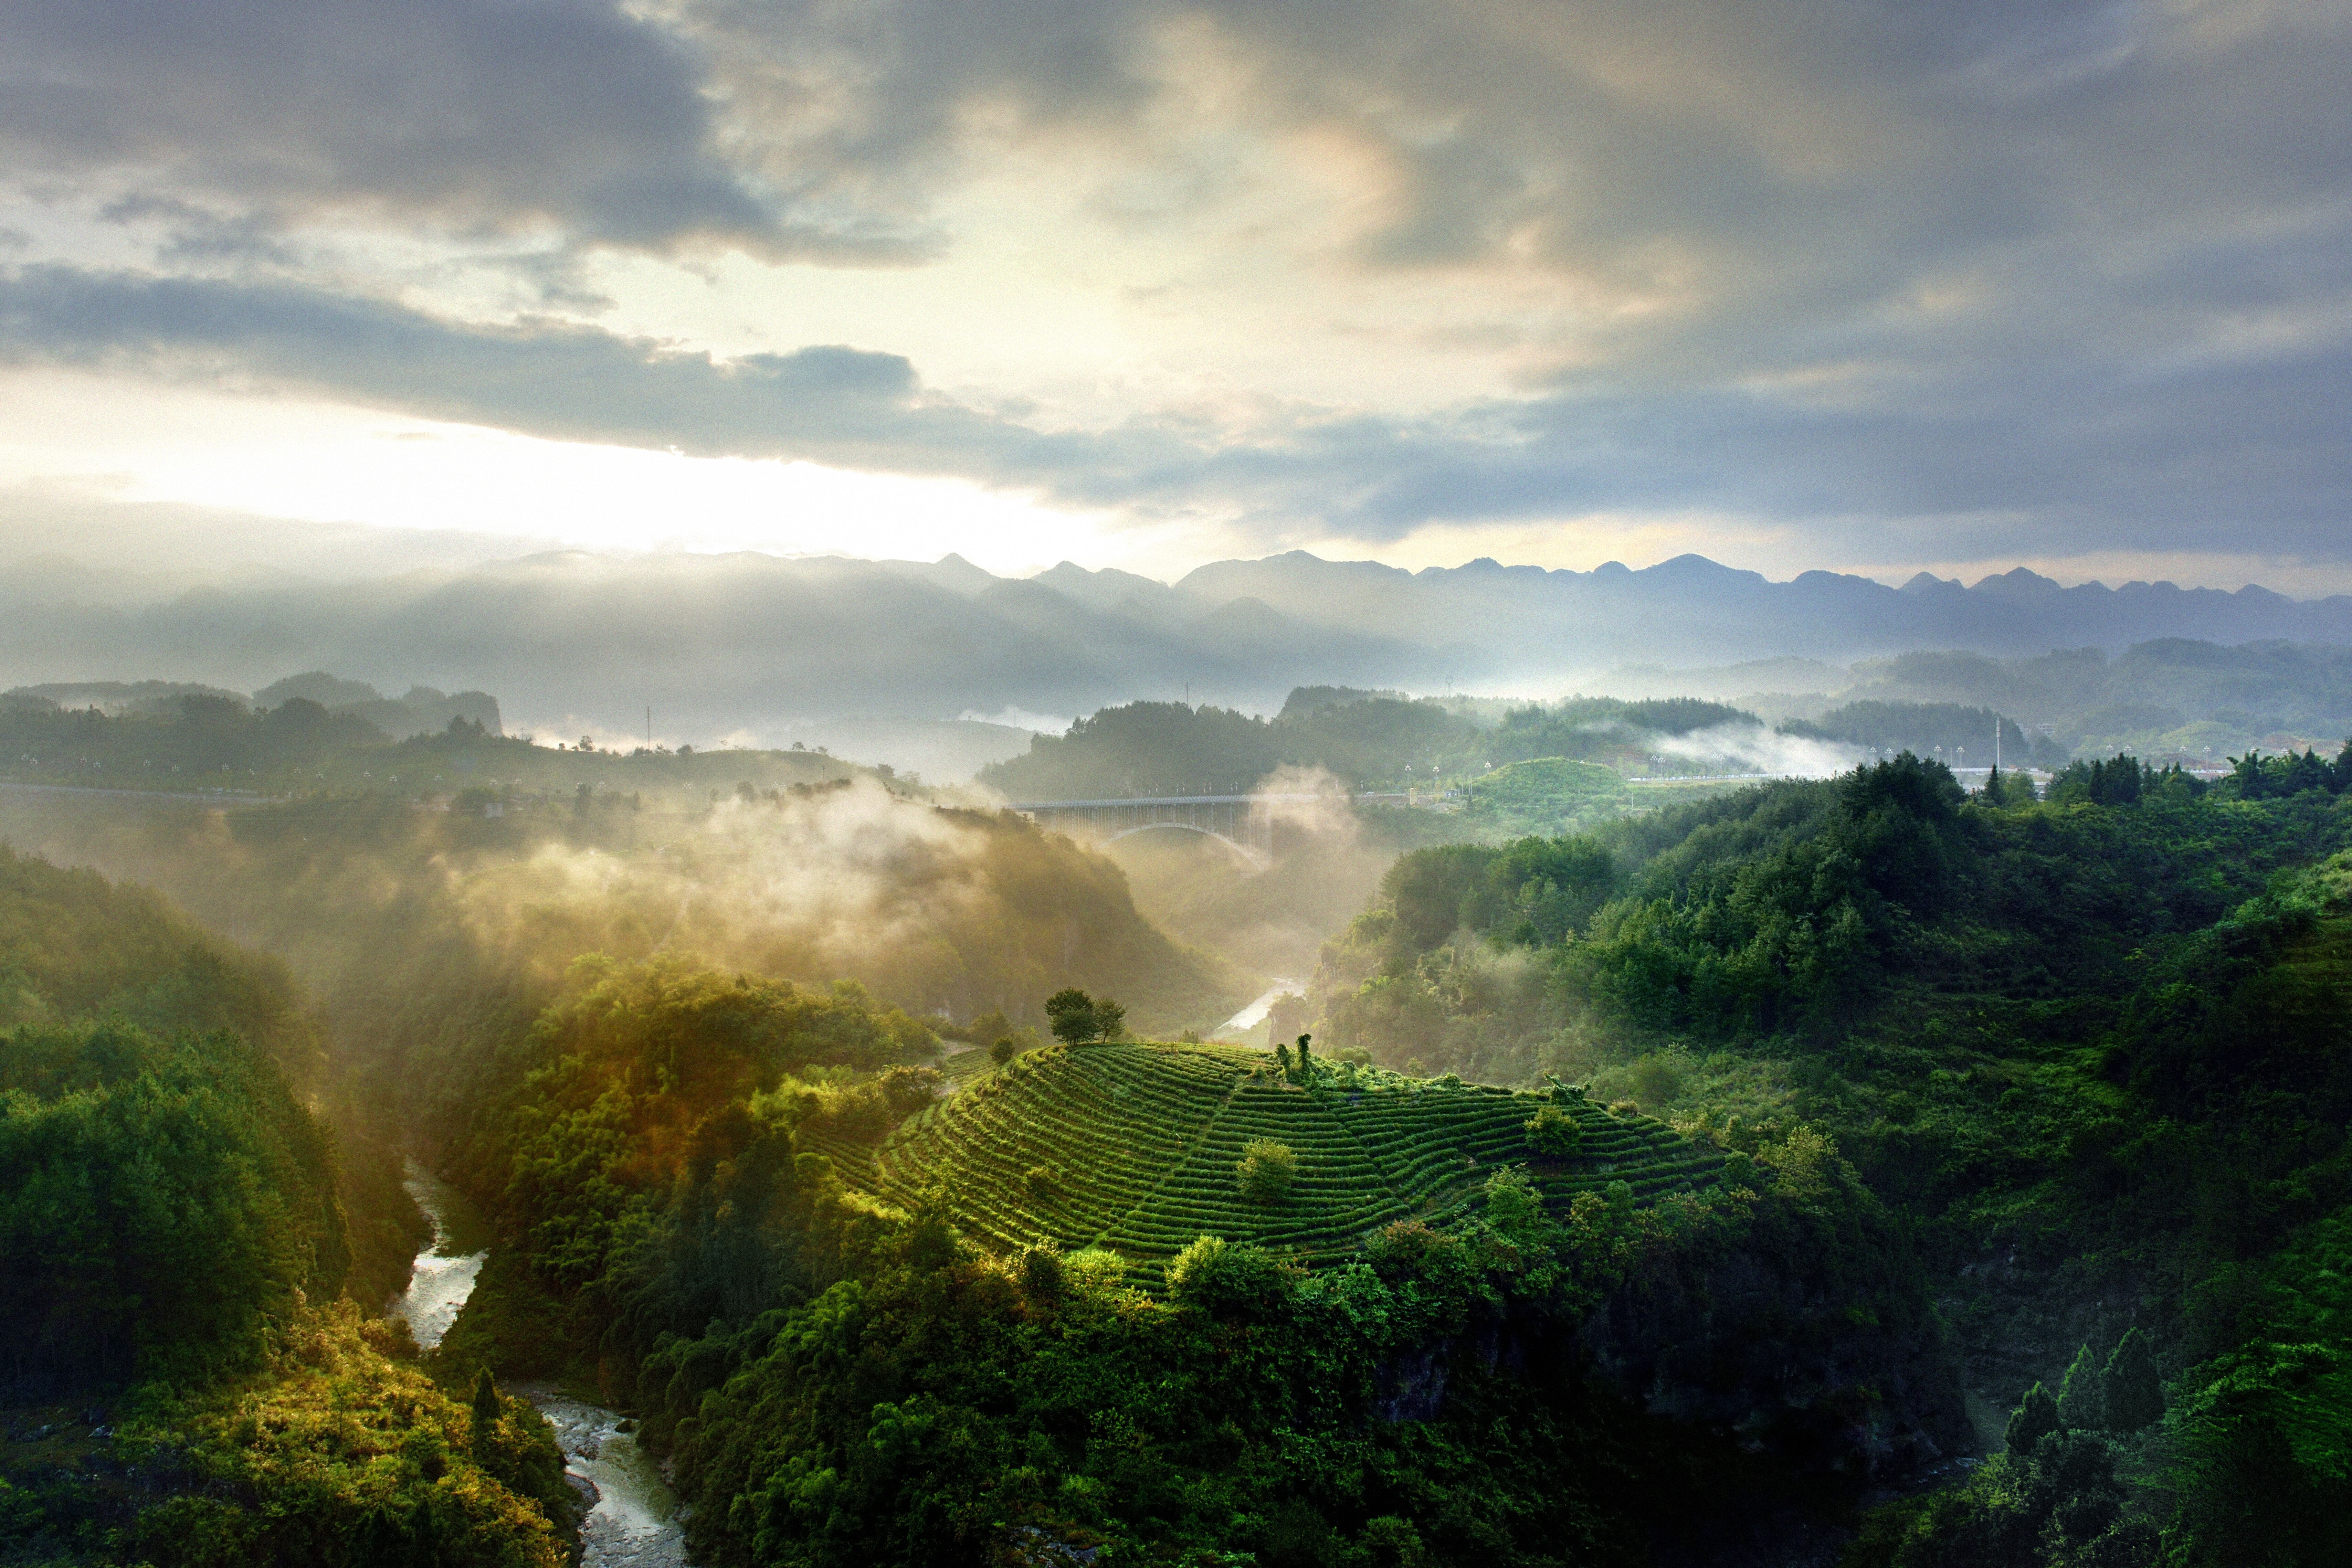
(2006, 1382, 2061, 1455)
(2058, 1342, 2105, 1432)
(471, 1367, 502, 1461)
(2102, 1328, 2164, 1433)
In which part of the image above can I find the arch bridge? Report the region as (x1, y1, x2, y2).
(1007, 793, 1327, 867)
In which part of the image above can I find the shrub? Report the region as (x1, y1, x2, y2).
(1015, 1242, 1065, 1302)
(1366, 1220, 1458, 1277)
(1482, 1166, 1546, 1238)
(879, 1065, 943, 1118)
(1167, 1236, 1296, 1316)
(1356, 1516, 1431, 1568)
(1523, 1104, 1582, 1157)
(1235, 1138, 1298, 1204)
(989, 1036, 1018, 1066)
(1628, 1057, 1682, 1108)
(1025, 1164, 1057, 1201)
(1063, 1248, 1128, 1296)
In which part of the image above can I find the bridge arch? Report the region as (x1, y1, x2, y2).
(1008, 793, 1297, 870)
(1099, 820, 1267, 866)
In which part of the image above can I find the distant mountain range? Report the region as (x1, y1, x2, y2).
(2, 547, 2347, 742)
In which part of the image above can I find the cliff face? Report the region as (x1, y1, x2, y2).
(1576, 1247, 1972, 1484)
(1373, 1237, 1970, 1490)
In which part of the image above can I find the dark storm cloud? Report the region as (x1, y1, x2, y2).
(0, 0, 913, 259)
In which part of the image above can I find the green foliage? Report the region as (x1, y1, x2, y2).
(1165, 1234, 1298, 1315)
(860, 1040, 1721, 1285)
(978, 693, 1489, 796)
(471, 1367, 504, 1460)
(0, 1018, 347, 1388)
(1782, 700, 2033, 763)
(2156, 1206, 2352, 1565)
(2102, 1329, 2163, 1434)
(0, 786, 1245, 1167)
(2167, 1341, 2352, 1567)
(2222, 744, 2352, 801)
(2046, 751, 2213, 806)
(1463, 758, 1633, 837)
(472, 953, 937, 1286)
(1044, 987, 1125, 1045)
(110, 1299, 573, 1567)
(0, 845, 319, 1076)
(1846, 1430, 2152, 1568)
(0, 847, 579, 1559)
(2057, 1343, 2105, 1432)
(1523, 1103, 1583, 1157)
(1234, 1137, 1297, 1204)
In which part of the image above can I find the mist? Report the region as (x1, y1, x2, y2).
(1648, 722, 1868, 778)
(0, 774, 1247, 1059)
(1100, 766, 1435, 983)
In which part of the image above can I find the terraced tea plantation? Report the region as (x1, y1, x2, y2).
(846, 1041, 1723, 1286)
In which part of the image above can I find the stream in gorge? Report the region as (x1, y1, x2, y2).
(391, 1161, 692, 1567)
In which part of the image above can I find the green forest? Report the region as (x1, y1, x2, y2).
(3, 715, 2349, 1565)
(1307, 752, 2352, 1564)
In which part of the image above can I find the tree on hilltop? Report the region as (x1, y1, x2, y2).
(1045, 987, 1125, 1045)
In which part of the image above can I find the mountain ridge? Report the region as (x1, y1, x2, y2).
(3, 546, 2346, 737)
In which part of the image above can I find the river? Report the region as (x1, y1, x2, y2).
(1216, 978, 1304, 1041)
(391, 1161, 692, 1566)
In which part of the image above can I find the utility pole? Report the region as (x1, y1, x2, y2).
(646, 707, 652, 747)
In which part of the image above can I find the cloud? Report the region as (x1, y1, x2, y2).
(2, 1, 2350, 578)
(0, 0, 907, 260)
(5, 258, 2352, 573)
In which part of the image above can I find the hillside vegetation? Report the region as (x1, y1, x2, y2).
(980, 691, 1776, 801)
(840, 1041, 1719, 1285)
(414, 950, 1954, 1567)
(0, 686, 859, 801)
(0, 782, 1250, 1159)
(0, 849, 573, 1564)
(1303, 753, 2352, 1566)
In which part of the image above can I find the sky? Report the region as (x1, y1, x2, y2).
(3, 0, 2350, 590)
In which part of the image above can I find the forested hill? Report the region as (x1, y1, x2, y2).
(0, 780, 1251, 1150)
(0, 688, 856, 799)
(422, 953, 1962, 1567)
(0, 848, 346, 1385)
(0, 845, 317, 1077)
(1306, 754, 2352, 1565)
(0, 849, 579, 1563)
(977, 691, 1759, 797)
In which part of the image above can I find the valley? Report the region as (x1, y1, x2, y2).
(2, 701, 2348, 1567)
